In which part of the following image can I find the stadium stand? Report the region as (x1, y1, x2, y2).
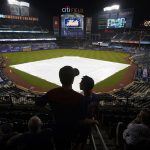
(0, 8, 150, 149)
(0, 32, 150, 149)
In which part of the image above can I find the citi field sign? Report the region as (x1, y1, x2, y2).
(62, 6, 84, 14)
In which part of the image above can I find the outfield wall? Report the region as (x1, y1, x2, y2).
(0, 42, 58, 53)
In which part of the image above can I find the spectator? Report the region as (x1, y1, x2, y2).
(136, 65, 143, 81)
(80, 75, 101, 119)
(76, 75, 100, 150)
(7, 116, 54, 150)
(35, 66, 87, 150)
(142, 67, 148, 82)
(123, 108, 150, 150)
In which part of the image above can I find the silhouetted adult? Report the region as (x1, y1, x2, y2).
(7, 116, 54, 150)
(35, 66, 86, 150)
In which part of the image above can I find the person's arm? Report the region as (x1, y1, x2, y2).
(80, 118, 99, 126)
(90, 93, 101, 104)
(79, 96, 99, 126)
(35, 93, 49, 107)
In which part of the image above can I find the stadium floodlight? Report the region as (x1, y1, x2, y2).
(8, 0, 29, 7)
(8, 0, 15, 4)
(8, 0, 19, 5)
(104, 4, 120, 11)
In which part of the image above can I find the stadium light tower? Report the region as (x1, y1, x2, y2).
(103, 4, 120, 11)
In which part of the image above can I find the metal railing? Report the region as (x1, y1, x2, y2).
(89, 124, 109, 150)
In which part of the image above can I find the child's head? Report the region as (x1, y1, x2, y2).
(80, 76, 94, 91)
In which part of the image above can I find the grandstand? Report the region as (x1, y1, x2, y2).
(0, 1, 150, 150)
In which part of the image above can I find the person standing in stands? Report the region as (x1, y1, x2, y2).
(35, 66, 87, 150)
(75, 76, 100, 150)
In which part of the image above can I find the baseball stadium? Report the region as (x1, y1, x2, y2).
(0, 0, 150, 150)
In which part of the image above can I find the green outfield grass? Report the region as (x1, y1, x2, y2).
(3, 49, 130, 91)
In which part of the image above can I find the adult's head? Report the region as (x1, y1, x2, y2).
(80, 75, 94, 91)
(59, 66, 79, 86)
(28, 116, 43, 133)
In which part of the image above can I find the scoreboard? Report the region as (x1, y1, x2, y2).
(61, 13, 84, 37)
(98, 8, 134, 29)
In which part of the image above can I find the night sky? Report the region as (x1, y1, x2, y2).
(0, 0, 149, 28)
(28, 0, 149, 28)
